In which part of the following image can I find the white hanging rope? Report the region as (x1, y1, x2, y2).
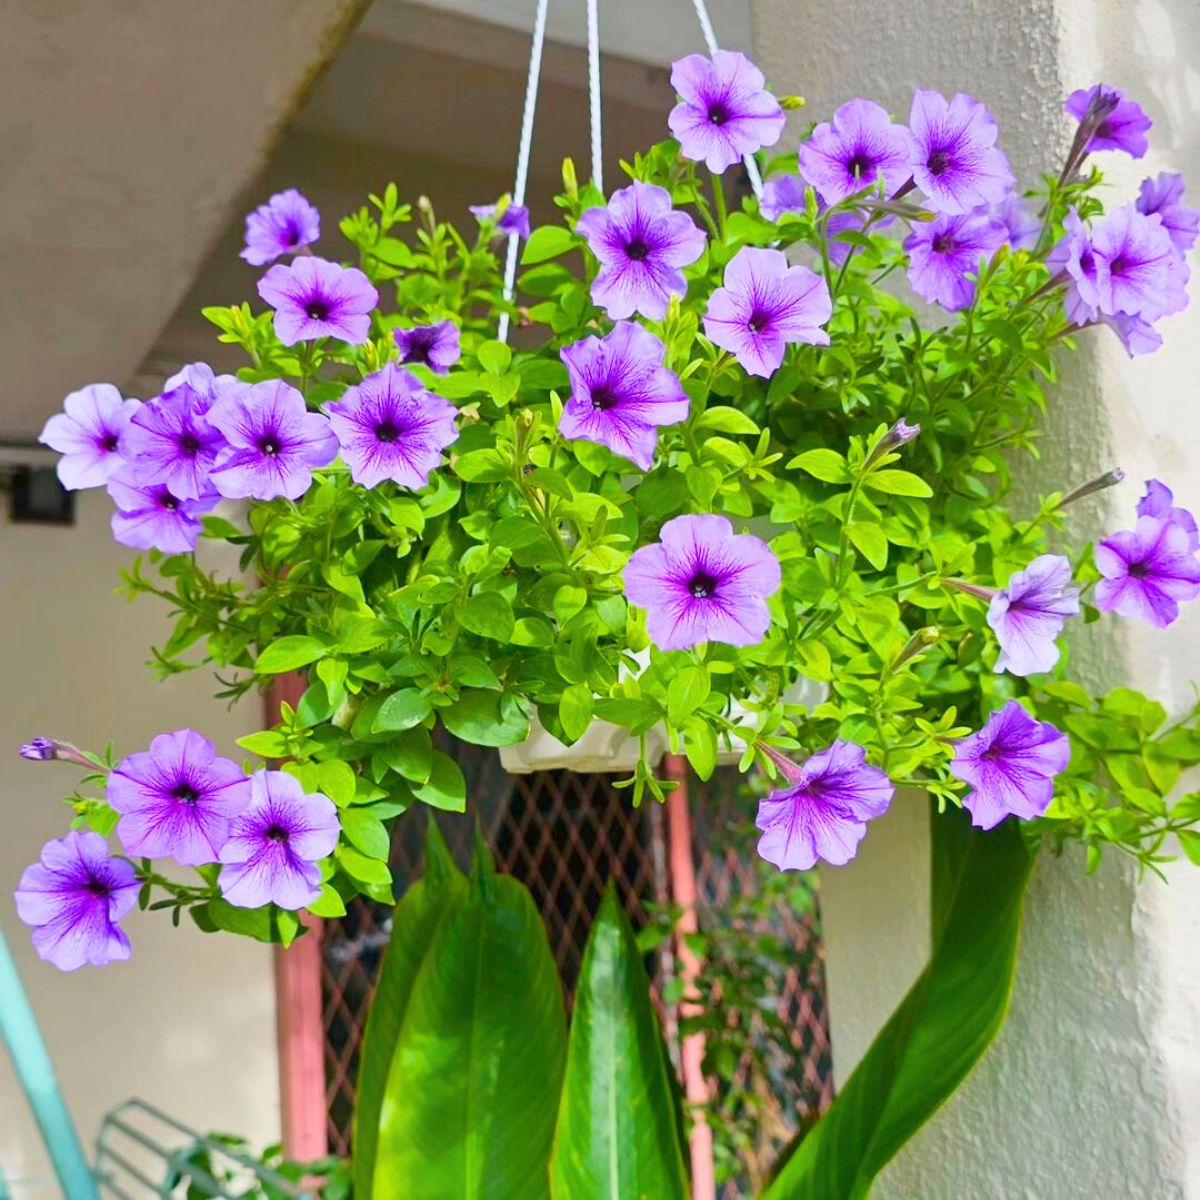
(498, 0, 551, 344)
(688, 0, 764, 199)
(586, 0, 603, 192)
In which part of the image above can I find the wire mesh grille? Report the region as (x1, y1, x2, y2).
(318, 747, 832, 1190)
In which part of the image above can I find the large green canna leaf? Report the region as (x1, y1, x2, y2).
(373, 841, 568, 1200)
(352, 818, 465, 1200)
(550, 886, 689, 1200)
(763, 805, 1036, 1200)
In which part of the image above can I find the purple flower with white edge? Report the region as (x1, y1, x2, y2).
(393, 321, 461, 375)
(798, 98, 914, 205)
(950, 700, 1070, 830)
(208, 380, 337, 501)
(904, 209, 1006, 312)
(760, 173, 808, 222)
(241, 188, 320, 266)
(576, 182, 706, 320)
(668, 50, 786, 173)
(1095, 516, 1200, 628)
(755, 740, 894, 871)
(1091, 204, 1187, 321)
(108, 728, 252, 867)
(257, 256, 378, 346)
(558, 322, 690, 471)
(218, 770, 340, 910)
(15, 830, 139, 971)
(122, 383, 226, 500)
(987, 554, 1080, 677)
(622, 513, 781, 650)
(703, 246, 832, 377)
(908, 89, 1014, 215)
(991, 193, 1040, 252)
(107, 476, 218, 555)
(470, 202, 531, 240)
(1064, 84, 1151, 159)
(1137, 173, 1199, 254)
(325, 362, 459, 489)
(39, 384, 141, 490)
(1138, 479, 1199, 550)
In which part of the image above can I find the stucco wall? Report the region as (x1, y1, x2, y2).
(750, 1, 1200, 1196)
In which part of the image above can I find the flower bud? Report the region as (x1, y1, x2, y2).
(1059, 467, 1125, 509)
(18, 738, 93, 768)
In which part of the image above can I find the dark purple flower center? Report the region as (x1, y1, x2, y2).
(846, 152, 875, 179)
(590, 384, 619, 412)
(172, 782, 200, 805)
(305, 298, 331, 321)
(264, 824, 290, 844)
(100, 433, 120, 452)
(159, 493, 180, 512)
(282, 221, 300, 247)
(931, 233, 956, 255)
(257, 434, 282, 457)
(707, 103, 729, 127)
(178, 433, 201, 456)
(927, 148, 952, 177)
(625, 239, 650, 262)
(375, 420, 400, 443)
(746, 309, 772, 335)
(1079, 247, 1096, 275)
(403, 330, 437, 362)
(1127, 560, 1149, 579)
(688, 569, 720, 600)
(83, 876, 112, 899)
(1108, 254, 1129, 278)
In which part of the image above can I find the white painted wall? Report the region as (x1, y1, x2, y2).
(750, 1, 1200, 1195)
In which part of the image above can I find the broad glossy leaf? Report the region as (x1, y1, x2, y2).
(374, 847, 567, 1200)
(352, 820, 465, 1200)
(550, 887, 688, 1200)
(764, 806, 1035, 1200)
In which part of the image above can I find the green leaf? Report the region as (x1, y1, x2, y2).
(373, 859, 567, 1200)
(846, 522, 889, 570)
(521, 225, 578, 265)
(683, 717, 717, 781)
(374, 689, 433, 733)
(235, 730, 290, 759)
(254, 635, 327, 674)
(411, 751, 467, 812)
(341, 807, 391, 860)
(477, 340, 513, 376)
(693, 406, 758, 435)
(559, 683, 594, 743)
(667, 665, 710, 726)
(460, 592, 516, 642)
(354, 821, 466, 1200)
(863, 469, 934, 498)
(787, 449, 850, 484)
(441, 690, 531, 747)
(550, 886, 688, 1200)
(763, 807, 1034, 1200)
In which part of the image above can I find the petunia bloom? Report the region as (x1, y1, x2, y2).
(241, 188, 320, 266)
(987, 554, 1080, 676)
(908, 88, 1014, 215)
(218, 770, 340, 910)
(393, 321, 461, 374)
(668, 50, 786, 173)
(107, 475, 218, 555)
(703, 246, 831, 377)
(108, 728, 252, 867)
(325, 362, 459, 489)
(1095, 515, 1200, 628)
(558, 322, 690, 470)
(1137, 173, 1199, 254)
(1089, 204, 1187, 322)
(1047, 209, 1103, 324)
(755, 740, 894, 871)
(39, 384, 141, 490)
(1064, 84, 1151, 159)
(209, 379, 337, 501)
(1137, 478, 1199, 550)
(950, 701, 1070, 830)
(257, 256, 378, 346)
(760, 173, 808, 222)
(622, 513, 781, 650)
(991, 193, 1041, 252)
(470, 201, 531, 240)
(797, 98, 913, 205)
(576, 182, 706, 320)
(122, 379, 226, 500)
(904, 209, 1006, 312)
(15, 830, 139, 971)
(1105, 312, 1163, 357)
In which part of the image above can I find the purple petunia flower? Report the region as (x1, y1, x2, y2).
(107, 475, 218, 555)
(241, 188, 321, 266)
(986, 554, 1080, 676)
(15, 830, 139, 971)
(122, 380, 226, 500)
(208, 379, 337, 501)
(558, 322, 690, 471)
(393, 321, 462, 375)
(19, 738, 57, 761)
(1095, 515, 1200, 628)
(668, 50, 786, 174)
(1090, 204, 1187, 322)
(755, 740, 894, 870)
(1047, 209, 1103, 323)
(760, 173, 808, 222)
(798, 98, 914, 205)
(908, 88, 1014, 215)
(1137, 478, 1199, 550)
(703, 246, 832, 377)
(108, 728, 252, 867)
(576, 182, 706, 321)
(903, 209, 1006, 312)
(991, 193, 1040, 252)
(1105, 312, 1163, 357)
(218, 770, 340, 910)
(1137, 173, 1199, 254)
(1064, 84, 1151, 159)
(622, 513, 781, 650)
(257, 256, 378, 346)
(950, 701, 1070, 830)
(470, 202, 531, 240)
(39, 384, 141, 490)
(325, 362, 459, 489)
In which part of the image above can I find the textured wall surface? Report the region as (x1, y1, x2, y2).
(750, 1, 1200, 1196)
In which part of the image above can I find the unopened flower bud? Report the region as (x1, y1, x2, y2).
(867, 418, 921, 467)
(779, 95, 806, 111)
(943, 578, 998, 601)
(18, 738, 93, 768)
(893, 626, 940, 670)
(1059, 467, 1125, 509)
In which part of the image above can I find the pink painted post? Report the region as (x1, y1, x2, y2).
(267, 674, 328, 1159)
(664, 754, 717, 1200)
